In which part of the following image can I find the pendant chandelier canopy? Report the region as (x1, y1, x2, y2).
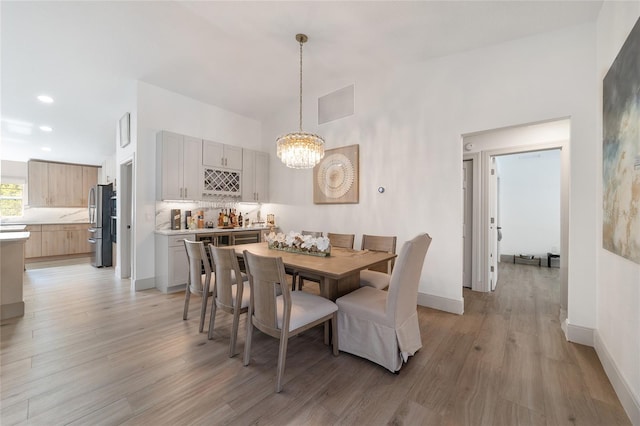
(276, 34, 325, 169)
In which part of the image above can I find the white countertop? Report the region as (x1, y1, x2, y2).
(155, 226, 270, 236)
(0, 225, 27, 232)
(0, 232, 30, 242)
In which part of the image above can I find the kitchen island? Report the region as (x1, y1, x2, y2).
(0, 231, 30, 319)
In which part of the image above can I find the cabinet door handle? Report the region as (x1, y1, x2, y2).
(180, 188, 183, 198)
(221, 158, 224, 166)
(185, 188, 188, 198)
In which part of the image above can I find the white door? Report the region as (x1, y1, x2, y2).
(463, 160, 473, 288)
(488, 156, 499, 290)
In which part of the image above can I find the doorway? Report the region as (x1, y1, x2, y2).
(119, 158, 134, 279)
(461, 119, 569, 321)
(463, 160, 473, 288)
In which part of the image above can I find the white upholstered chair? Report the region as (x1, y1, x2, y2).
(207, 245, 250, 357)
(242, 250, 339, 393)
(336, 233, 432, 372)
(183, 239, 213, 333)
(359, 234, 397, 290)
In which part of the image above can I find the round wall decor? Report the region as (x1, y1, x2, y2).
(313, 144, 359, 204)
(316, 153, 354, 199)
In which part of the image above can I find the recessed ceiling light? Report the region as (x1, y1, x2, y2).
(37, 95, 54, 104)
(39, 125, 53, 132)
(41, 147, 52, 152)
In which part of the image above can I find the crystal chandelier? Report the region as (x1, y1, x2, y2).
(276, 34, 325, 169)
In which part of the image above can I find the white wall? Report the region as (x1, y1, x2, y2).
(132, 82, 261, 290)
(595, 3, 640, 423)
(496, 150, 561, 258)
(263, 23, 597, 319)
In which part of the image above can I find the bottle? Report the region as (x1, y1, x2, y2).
(223, 209, 229, 227)
(218, 210, 224, 227)
(238, 212, 243, 228)
(229, 209, 235, 227)
(244, 213, 250, 228)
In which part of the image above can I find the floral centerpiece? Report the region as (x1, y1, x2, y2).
(264, 231, 331, 257)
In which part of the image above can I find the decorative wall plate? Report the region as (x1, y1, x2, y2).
(314, 144, 359, 204)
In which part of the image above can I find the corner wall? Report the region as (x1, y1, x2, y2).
(595, 3, 640, 423)
(132, 82, 261, 290)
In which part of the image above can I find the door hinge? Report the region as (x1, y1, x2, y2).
(491, 169, 495, 175)
(490, 266, 495, 272)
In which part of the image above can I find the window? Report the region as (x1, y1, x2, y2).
(0, 183, 24, 217)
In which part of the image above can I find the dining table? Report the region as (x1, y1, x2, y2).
(228, 242, 396, 301)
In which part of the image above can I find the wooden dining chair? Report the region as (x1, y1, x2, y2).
(208, 245, 250, 357)
(336, 233, 432, 372)
(359, 234, 397, 290)
(242, 250, 339, 393)
(297, 232, 355, 291)
(183, 239, 213, 333)
(327, 233, 355, 250)
(289, 230, 324, 291)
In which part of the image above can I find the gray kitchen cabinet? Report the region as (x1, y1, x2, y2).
(155, 233, 190, 293)
(241, 149, 269, 203)
(202, 140, 242, 170)
(156, 131, 202, 201)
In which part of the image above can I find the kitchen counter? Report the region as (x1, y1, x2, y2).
(0, 224, 27, 232)
(0, 231, 30, 241)
(154, 226, 270, 236)
(1, 231, 30, 319)
(1, 222, 90, 226)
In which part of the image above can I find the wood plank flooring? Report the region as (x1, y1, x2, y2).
(1, 261, 630, 425)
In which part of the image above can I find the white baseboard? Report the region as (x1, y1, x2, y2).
(594, 331, 640, 425)
(134, 277, 155, 291)
(563, 319, 594, 346)
(418, 292, 464, 315)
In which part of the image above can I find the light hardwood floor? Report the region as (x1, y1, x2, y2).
(1, 261, 630, 425)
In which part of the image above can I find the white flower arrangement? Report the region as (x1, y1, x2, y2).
(264, 231, 331, 256)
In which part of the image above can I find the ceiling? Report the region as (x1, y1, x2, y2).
(1, 1, 602, 166)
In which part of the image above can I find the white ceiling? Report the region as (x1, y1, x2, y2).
(1, 1, 602, 166)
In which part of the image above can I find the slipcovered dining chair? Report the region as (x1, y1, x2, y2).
(207, 245, 250, 357)
(296, 232, 355, 291)
(242, 250, 339, 393)
(336, 233, 432, 372)
(359, 234, 397, 290)
(183, 239, 213, 333)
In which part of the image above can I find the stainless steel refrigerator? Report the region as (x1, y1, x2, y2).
(88, 183, 114, 267)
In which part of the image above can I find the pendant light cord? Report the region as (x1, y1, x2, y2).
(299, 39, 303, 132)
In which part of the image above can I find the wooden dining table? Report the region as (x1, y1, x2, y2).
(228, 242, 396, 301)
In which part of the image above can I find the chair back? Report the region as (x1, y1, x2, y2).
(327, 232, 355, 249)
(209, 245, 245, 309)
(386, 234, 432, 325)
(301, 230, 323, 237)
(183, 239, 211, 294)
(243, 250, 291, 334)
(361, 234, 397, 274)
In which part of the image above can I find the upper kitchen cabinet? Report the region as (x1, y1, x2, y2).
(156, 131, 202, 201)
(242, 149, 269, 203)
(28, 160, 99, 207)
(202, 140, 242, 170)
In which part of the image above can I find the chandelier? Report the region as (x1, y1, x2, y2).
(276, 34, 325, 169)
